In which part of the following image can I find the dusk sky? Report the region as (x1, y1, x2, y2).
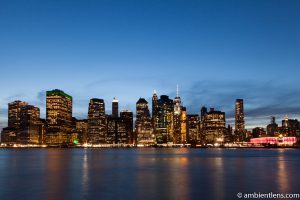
(1, 0, 300, 130)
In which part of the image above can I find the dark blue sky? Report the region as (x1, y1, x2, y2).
(0, 0, 300, 129)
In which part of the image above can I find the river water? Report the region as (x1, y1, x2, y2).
(0, 148, 299, 200)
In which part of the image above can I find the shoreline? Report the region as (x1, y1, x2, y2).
(0, 146, 299, 149)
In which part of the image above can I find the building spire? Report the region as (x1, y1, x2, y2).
(176, 84, 179, 97)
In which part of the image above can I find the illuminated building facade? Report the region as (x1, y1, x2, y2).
(187, 114, 199, 146)
(76, 119, 88, 144)
(1, 100, 28, 143)
(252, 127, 266, 138)
(152, 91, 158, 131)
(180, 107, 187, 144)
(156, 95, 174, 144)
(112, 98, 119, 118)
(106, 116, 128, 144)
(235, 99, 245, 141)
(173, 85, 182, 144)
(201, 108, 226, 144)
(135, 98, 154, 145)
(19, 105, 41, 144)
(250, 137, 297, 146)
(87, 98, 106, 144)
(8, 100, 28, 129)
(281, 116, 300, 137)
(46, 89, 73, 144)
(120, 110, 134, 144)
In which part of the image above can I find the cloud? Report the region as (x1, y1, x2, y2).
(0, 107, 7, 131)
(182, 79, 300, 129)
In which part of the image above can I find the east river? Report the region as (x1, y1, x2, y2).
(0, 148, 299, 200)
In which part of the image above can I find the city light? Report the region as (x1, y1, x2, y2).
(1, 89, 299, 148)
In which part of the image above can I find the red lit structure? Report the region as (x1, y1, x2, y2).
(250, 137, 297, 146)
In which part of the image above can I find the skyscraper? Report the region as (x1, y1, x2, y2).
(46, 89, 73, 144)
(1, 100, 28, 143)
(120, 110, 134, 144)
(87, 98, 106, 144)
(201, 108, 226, 144)
(180, 106, 187, 144)
(19, 105, 41, 144)
(112, 98, 119, 118)
(187, 114, 200, 146)
(135, 98, 154, 145)
(173, 85, 182, 144)
(106, 116, 128, 144)
(152, 90, 158, 130)
(76, 119, 88, 144)
(200, 106, 207, 121)
(8, 100, 28, 129)
(235, 99, 245, 141)
(156, 95, 174, 144)
(267, 116, 278, 136)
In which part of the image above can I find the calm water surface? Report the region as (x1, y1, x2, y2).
(0, 148, 299, 200)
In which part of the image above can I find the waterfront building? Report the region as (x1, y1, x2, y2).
(106, 116, 128, 144)
(155, 95, 174, 144)
(235, 99, 245, 141)
(76, 119, 88, 144)
(252, 127, 266, 138)
(1, 100, 28, 143)
(135, 98, 154, 145)
(173, 85, 182, 144)
(180, 107, 187, 144)
(201, 108, 226, 144)
(19, 105, 41, 144)
(187, 114, 200, 146)
(46, 89, 73, 144)
(112, 98, 119, 118)
(87, 98, 106, 144)
(152, 91, 158, 131)
(120, 110, 134, 144)
(8, 100, 28, 129)
(281, 115, 300, 137)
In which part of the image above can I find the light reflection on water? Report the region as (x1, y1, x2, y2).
(0, 148, 299, 200)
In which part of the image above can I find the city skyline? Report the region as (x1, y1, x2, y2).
(1, 0, 300, 130)
(2, 88, 298, 147)
(0, 88, 299, 131)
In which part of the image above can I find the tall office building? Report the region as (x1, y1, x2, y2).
(19, 105, 41, 144)
(201, 108, 226, 144)
(87, 98, 106, 144)
(46, 89, 73, 144)
(173, 85, 182, 144)
(180, 107, 187, 144)
(106, 116, 128, 144)
(187, 114, 200, 145)
(120, 110, 133, 144)
(200, 106, 208, 121)
(135, 98, 154, 145)
(235, 99, 245, 133)
(266, 116, 278, 136)
(156, 95, 174, 144)
(1, 100, 28, 143)
(8, 100, 28, 129)
(112, 98, 119, 118)
(76, 119, 88, 144)
(281, 116, 300, 137)
(152, 90, 158, 130)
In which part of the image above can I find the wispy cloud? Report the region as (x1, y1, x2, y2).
(1, 79, 299, 131)
(182, 79, 300, 128)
